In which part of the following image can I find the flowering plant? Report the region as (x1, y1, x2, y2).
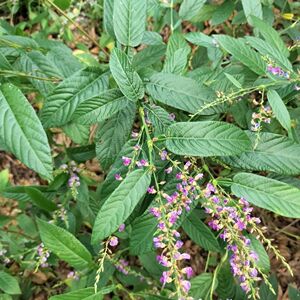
(0, 0, 299, 299)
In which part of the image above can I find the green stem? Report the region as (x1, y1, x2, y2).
(0, 69, 61, 82)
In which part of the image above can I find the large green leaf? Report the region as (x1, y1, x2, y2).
(0, 84, 53, 180)
(250, 16, 289, 58)
(41, 68, 109, 128)
(222, 132, 300, 175)
(92, 169, 151, 243)
(0, 272, 21, 295)
(130, 213, 157, 255)
(72, 89, 129, 125)
(49, 287, 114, 300)
(146, 73, 217, 114)
(190, 273, 217, 300)
(37, 219, 93, 270)
(231, 173, 300, 218)
(241, 0, 262, 25)
(96, 102, 136, 171)
(216, 35, 266, 75)
(267, 90, 291, 133)
(113, 0, 147, 47)
(109, 48, 144, 101)
(245, 36, 292, 71)
(182, 210, 221, 252)
(179, 0, 206, 21)
(103, 0, 115, 37)
(163, 48, 189, 74)
(166, 121, 251, 157)
(132, 45, 166, 69)
(17, 51, 61, 96)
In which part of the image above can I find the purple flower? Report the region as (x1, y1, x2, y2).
(114, 173, 122, 181)
(180, 253, 191, 260)
(136, 159, 149, 167)
(156, 255, 171, 267)
(182, 267, 193, 279)
(184, 161, 191, 170)
(175, 240, 183, 249)
(122, 156, 131, 166)
(160, 271, 171, 285)
(168, 211, 178, 224)
(147, 186, 157, 194)
(133, 144, 141, 151)
(250, 251, 259, 261)
(118, 224, 125, 232)
(195, 173, 204, 180)
(165, 167, 173, 174)
(235, 219, 246, 231)
(180, 280, 191, 293)
(176, 173, 183, 179)
(149, 207, 161, 218)
(249, 268, 258, 277)
(160, 150, 168, 161)
(109, 236, 118, 247)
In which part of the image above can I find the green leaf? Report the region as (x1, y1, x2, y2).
(109, 48, 145, 102)
(17, 51, 60, 96)
(179, 0, 206, 21)
(130, 213, 157, 255)
(0, 169, 9, 192)
(247, 234, 270, 272)
(288, 285, 300, 300)
(26, 187, 57, 212)
(53, 0, 72, 10)
(267, 90, 291, 133)
(241, 0, 262, 25)
(103, 0, 115, 37)
(37, 219, 93, 269)
(222, 132, 300, 175)
(216, 35, 266, 75)
(92, 169, 151, 243)
(231, 173, 300, 218)
(113, 0, 147, 47)
(132, 45, 166, 69)
(147, 105, 174, 136)
(185, 32, 215, 48)
(190, 273, 217, 300)
(166, 32, 190, 60)
(63, 123, 90, 145)
(0, 272, 21, 295)
(96, 102, 136, 171)
(163, 48, 189, 75)
(0, 84, 53, 180)
(146, 73, 217, 114)
(224, 73, 242, 89)
(166, 121, 251, 157)
(216, 263, 235, 300)
(250, 16, 289, 58)
(72, 89, 129, 125)
(211, 0, 235, 26)
(259, 274, 278, 300)
(41, 68, 109, 128)
(182, 210, 221, 252)
(245, 36, 292, 71)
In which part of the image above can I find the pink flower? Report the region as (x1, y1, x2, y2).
(180, 280, 191, 293)
(109, 236, 118, 247)
(114, 173, 122, 181)
(147, 186, 157, 194)
(165, 167, 173, 174)
(122, 156, 131, 166)
(160, 150, 168, 161)
(118, 224, 125, 232)
(182, 267, 193, 279)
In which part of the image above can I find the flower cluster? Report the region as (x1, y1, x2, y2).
(251, 105, 272, 131)
(203, 183, 262, 295)
(60, 161, 81, 198)
(36, 243, 50, 269)
(149, 153, 203, 299)
(267, 64, 289, 79)
(67, 271, 79, 280)
(115, 259, 129, 275)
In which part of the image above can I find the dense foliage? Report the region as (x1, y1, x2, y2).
(0, 0, 300, 299)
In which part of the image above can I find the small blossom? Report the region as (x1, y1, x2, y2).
(182, 267, 193, 279)
(160, 150, 168, 161)
(165, 167, 173, 174)
(67, 271, 79, 280)
(118, 224, 125, 232)
(109, 236, 118, 247)
(115, 173, 122, 181)
(122, 156, 131, 166)
(180, 280, 191, 293)
(136, 159, 149, 167)
(147, 186, 157, 194)
(131, 131, 139, 138)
